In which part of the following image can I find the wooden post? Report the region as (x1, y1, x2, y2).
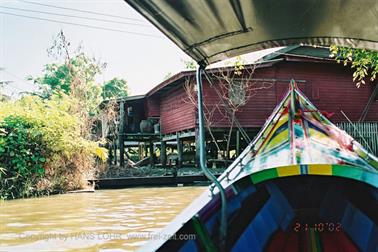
(161, 141, 167, 166)
(119, 101, 125, 166)
(149, 141, 154, 167)
(107, 142, 113, 165)
(113, 139, 117, 165)
(236, 130, 240, 157)
(177, 133, 183, 168)
(144, 143, 148, 158)
(138, 143, 143, 160)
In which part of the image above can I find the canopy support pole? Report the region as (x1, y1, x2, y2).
(196, 65, 227, 250)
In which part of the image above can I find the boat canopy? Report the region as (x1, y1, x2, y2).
(125, 0, 378, 65)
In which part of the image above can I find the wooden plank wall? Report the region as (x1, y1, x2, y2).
(145, 95, 160, 117)
(275, 62, 378, 122)
(202, 61, 378, 128)
(202, 68, 279, 128)
(155, 60, 378, 135)
(159, 86, 196, 134)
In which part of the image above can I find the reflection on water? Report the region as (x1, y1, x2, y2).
(0, 187, 205, 251)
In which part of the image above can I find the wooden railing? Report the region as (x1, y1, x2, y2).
(336, 122, 378, 157)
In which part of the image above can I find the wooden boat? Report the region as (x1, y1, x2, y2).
(140, 80, 378, 251)
(124, 1, 378, 251)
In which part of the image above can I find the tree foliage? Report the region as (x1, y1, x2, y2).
(102, 78, 128, 99)
(183, 59, 197, 70)
(0, 94, 107, 199)
(32, 53, 104, 97)
(0, 116, 47, 199)
(330, 45, 378, 87)
(0, 31, 111, 199)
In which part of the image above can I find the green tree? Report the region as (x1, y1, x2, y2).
(32, 54, 104, 97)
(182, 59, 197, 70)
(30, 31, 106, 117)
(0, 31, 109, 199)
(330, 45, 378, 87)
(102, 78, 128, 99)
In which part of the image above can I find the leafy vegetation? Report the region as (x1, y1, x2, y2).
(31, 53, 105, 97)
(30, 31, 128, 115)
(330, 45, 378, 87)
(0, 31, 123, 200)
(0, 94, 107, 199)
(102, 78, 129, 99)
(0, 116, 47, 199)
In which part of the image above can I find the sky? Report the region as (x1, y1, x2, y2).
(0, 0, 279, 97)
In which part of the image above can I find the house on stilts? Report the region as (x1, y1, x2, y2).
(101, 46, 378, 170)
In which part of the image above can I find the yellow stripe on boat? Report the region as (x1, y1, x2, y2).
(277, 165, 300, 177)
(264, 129, 289, 151)
(308, 128, 328, 140)
(258, 114, 288, 152)
(308, 164, 332, 175)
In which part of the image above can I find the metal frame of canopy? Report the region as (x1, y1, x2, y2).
(196, 65, 228, 247)
(124, 1, 378, 250)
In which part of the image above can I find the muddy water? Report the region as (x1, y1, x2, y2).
(0, 187, 206, 252)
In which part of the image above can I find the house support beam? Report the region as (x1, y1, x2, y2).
(113, 140, 117, 165)
(108, 143, 113, 165)
(149, 141, 154, 167)
(161, 141, 167, 166)
(119, 101, 125, 166)
(176, 133, 183, 168)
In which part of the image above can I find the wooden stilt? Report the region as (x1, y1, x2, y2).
(108, 142, 113, 165)
(138, 143, 143, 160)
(144, 144, 148, 158)
(119, 101, 125, 166)
(161, 141, 167, 166)
(113, 139, 117, 165)
(149, 141, 154, 166)
(177, 133, 183, 168)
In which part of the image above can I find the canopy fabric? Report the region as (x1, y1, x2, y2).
(125, 0, 378, 65)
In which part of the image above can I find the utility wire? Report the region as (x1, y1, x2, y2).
(3, 82, 28, 92)
(18, 0, 144, 22)
(0, 6, 151, 27)
(3, 69, 36, 88)
(0, 11, 162, 38)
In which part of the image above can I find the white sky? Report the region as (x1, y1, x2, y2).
(0, 0, 280, 97)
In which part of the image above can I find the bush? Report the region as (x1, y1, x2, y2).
(0, 116, 47, 199)
(0, 94, 107, 199)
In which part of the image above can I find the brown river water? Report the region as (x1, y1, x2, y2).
(0, 187, 206, 252)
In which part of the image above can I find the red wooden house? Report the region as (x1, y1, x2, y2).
(109, 46, 378, 167)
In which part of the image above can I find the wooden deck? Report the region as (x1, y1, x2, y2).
(90, 174, 220, 189)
